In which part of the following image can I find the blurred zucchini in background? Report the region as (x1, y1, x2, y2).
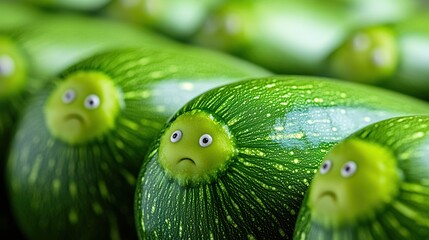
(0, 1, 42, 33)
(105, 0, 225, 41)
(192, 0, 356, 75)
(135, 76, 429, 239)
(191, 0, 423, 79)
(294, 115, 429, 239)
(19, 0, 111, 11)
(5, 46, 270, 240)
(327, 13, 429, 101)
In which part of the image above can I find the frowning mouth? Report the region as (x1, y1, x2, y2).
(178, 158, 196, 165)
(64, 113, 85, 124)
(318, 191, 337, 202)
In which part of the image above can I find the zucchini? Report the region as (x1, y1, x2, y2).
(192, 0, 355, 74)
(294, 115, 429, 239)
(105, 0, 225, 41)
(6, 46, 270, 240)
(134, 76, 429, 239)
(0, 1, 42, 33)
(22, 0, 111, 11)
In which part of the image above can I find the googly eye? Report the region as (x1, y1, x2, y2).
(341, 161, 357, 178)
(62, 89, 76, 104)
(0, 55, 15, 77)
(199, 134, 213, 147)
(84, 94, 100, 109)
(319, 160, 332, 175)
(170, 130, 182, 143)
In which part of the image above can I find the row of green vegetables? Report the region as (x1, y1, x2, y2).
(1, 1, 429, 240)
(8, 0, 429, 101)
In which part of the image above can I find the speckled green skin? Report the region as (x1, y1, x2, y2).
(23, 0, 110, 11)
(294, 115, 429, 239)
(135, 76, 429, 239)
(6, 47, 269, 240)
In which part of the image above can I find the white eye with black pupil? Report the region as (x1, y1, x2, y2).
(84, 94, 100, 109)
(341, 161, 357, 178)
(62, 89, 76, 104)
(0, 55, 15, 77)
(170, 130, 182, 143)
(199, 134, 212, 147)
(319, 160, 332, 175)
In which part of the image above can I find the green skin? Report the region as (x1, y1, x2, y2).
(23, 0, 110, 11)
(193, 0, 357, 74)
(328, 26, 398, 84)
(107, 0, 224, 40)
(6, 47, 269, 240)
(135, 76, 429, 239)
(294, 115, 429, 239)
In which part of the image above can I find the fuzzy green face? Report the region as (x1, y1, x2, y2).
(329, 26, 398, 84)
(44, 71, 121, 145)
(159, 110, 236, 186)
(0, 37, 27, 101)
(308, 138, 399, 227)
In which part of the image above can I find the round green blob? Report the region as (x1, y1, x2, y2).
(328, 26, 398, 84)
(308, 138, 400, 227)
(158, 110, 236, 186)
(44, 71, 121, 145)
(0, 36, 27, 101)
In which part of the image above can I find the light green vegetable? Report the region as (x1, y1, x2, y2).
(294, 115, 429, 239)
(135, 76, 429, 239)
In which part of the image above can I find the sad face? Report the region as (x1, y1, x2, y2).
(308, 138, 399, 227)
(44, 71, 121, 145)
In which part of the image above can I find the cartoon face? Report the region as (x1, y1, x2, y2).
(329, 26, 397, 84)
(0, 37, 27, 100)
(158, 110, 236, 185)
(44, 71, 121, 145)
(308, 138, 399, 227)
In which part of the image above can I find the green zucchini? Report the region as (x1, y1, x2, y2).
(192, 0, 356, 74)
(0, 1, 42, 33)
(293, 115, 429, 239)
(327, 13, 429, 100)
(6, 46, 270, 240)
(134, 76, 429, 239)
(105, 0, 225, 41)
(21, 0, 111, 11)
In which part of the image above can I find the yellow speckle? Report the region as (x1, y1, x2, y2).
(340, 93, 347, 98)
(156, 105, 166, 112)
(412, 131, 424, 139)
(138, 57, 150, 65)
(266, 113, 271, 117)
(29, 156, 43, 184)
(273, 164, 286, 171)
(332, 127, 338, 131)
(274, 126, 284, 131)
(280, 102, 288, 106)
(265, 83, 276, 88)
(150, 71, 164, 79)
(69, 210, 78, 224)
(52, 179, 61, 196)
(313, 98, 323, 103)
(247, 234, 256, 240)
(115, 140, 125, 149)
(293, 159, 300, 164)
(69, 181, 78, 198)
(290, 209, 296, 215)
(180, 82, 194, 91)
(364, 117, 371, 122)
(92, 202, 103, 215)
(98, 181, 110, 199)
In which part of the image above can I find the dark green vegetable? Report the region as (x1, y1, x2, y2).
(6, 46, 270, 240)
(21, 0, 110, 11)
(294, 115, 429, 239)
(134, 76, 429, 239)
